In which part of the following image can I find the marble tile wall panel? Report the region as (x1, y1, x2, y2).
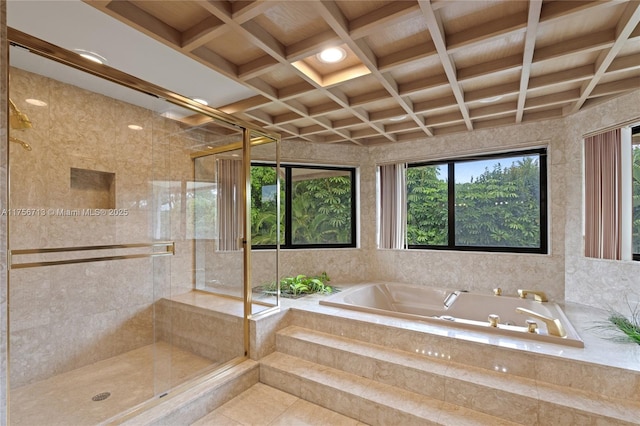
(563, 90, 640, 313)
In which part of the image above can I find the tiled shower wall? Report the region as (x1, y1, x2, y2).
(7, 67, 195, 387)
(1, 0, 10, 421)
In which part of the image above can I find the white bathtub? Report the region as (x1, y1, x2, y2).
(319, 283, 584, 348)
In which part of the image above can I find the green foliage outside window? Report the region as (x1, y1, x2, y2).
(250, 165, 354, 247)
(291, 174, 352, 244)
(406, 165, 448, 245)
(407, 153, 543, 250)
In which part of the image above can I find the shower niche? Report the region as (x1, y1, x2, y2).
(69, 167, 116, 209)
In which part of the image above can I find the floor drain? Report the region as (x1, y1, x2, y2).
(92, 392, 111, 402)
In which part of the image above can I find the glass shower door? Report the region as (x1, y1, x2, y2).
(6, 40, 246, 424)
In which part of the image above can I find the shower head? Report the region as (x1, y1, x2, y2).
(9, 98, 32, 130)
(9, 136, 32, 151)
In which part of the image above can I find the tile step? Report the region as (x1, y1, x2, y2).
(287, 308, 640, 404)
(260, 351, 520, 426)
(274, 325, 640, 425)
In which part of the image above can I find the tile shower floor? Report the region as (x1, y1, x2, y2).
(10, 341, 215, 426)
(193, 383, 367, 426)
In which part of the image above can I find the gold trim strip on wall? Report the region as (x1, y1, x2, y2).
(10, 242, 175, 269)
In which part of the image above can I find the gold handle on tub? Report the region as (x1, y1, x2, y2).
(517, 289, 548, 302)
(488, 314, 500, 327)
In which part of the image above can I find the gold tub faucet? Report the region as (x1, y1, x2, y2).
(516, 307, 566, 338)
(517, 289, 548, 302)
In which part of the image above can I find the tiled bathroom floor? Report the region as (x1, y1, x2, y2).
(192, 383, 367, 426)
(10, 341, 215, 426)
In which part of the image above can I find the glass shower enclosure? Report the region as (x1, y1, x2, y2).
(6, 29, 279, 424)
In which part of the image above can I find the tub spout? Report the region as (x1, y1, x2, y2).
(516, 307, 566, 338)
(517, 289, 548, 302)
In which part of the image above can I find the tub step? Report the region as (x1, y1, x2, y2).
(287, 307, 640, 405)
(273, 325, 640, 425)
(260, 351, 519, 426)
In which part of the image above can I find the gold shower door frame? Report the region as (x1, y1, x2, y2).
(5, 26, 280, 419)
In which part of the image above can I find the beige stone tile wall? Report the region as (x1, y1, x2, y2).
(563, 90, 640, 313)
(1, 1, 9, 422)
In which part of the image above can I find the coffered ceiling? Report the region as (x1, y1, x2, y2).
(84, 0, 640, 146)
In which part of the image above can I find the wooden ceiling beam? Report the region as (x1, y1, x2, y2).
(277, 81, 316, 101)
(425, 111, 465, 127)
(103, 0, 182, 46)
(525, 89, 581, 110)
(369, 106, 411, 122)
(298, 124, 326, 136)
(413, 95, 458, 114)
(470, 102, 518, 120)
(333, 116, 364, 129)
(398, 74, 449, 96)
(607, 52, 640, 73)
(528, 64, 594, 90)
(540, 0, 623, 24)
(533, 29, 615, 63)
(349, 1, 421, 40)
(273, 111, 303, 125)
(516, 0, 542, 123)
(285, 29, 342, 62)
(350, 89, 392, 107)
(568, 1, 640, 113)
(315, 1, 431, 139)
(466, 82, 521, 103)
(218, 95, 270, 114)
(201, 0, 365, 145)
(377, 42, 438, 72)
(181, 16, 228, 52)
(308, 101, 342, 117)
(447, 10, 528, 53)
(237, 55, 280, 80)
(419, 0, 472, 131)
(590, 76, 640, 97)
(231, 0, 273, 24)
(458, 54, 522, 82)
(385, 120, 421, 133)
(522, 108, 565, 123)
(191, 46, 238, 77)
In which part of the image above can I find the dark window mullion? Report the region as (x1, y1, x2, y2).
(448, 162, 455, 249)
(539, 151, 548, 253)
(284, 166, 292, 247)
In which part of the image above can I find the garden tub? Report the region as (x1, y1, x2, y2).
(320, 283, 584, 348)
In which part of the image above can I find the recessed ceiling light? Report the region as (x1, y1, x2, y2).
(74, 49, 107, 65)
(317, 47, 346, 64)
(128, 124, 143, 131)
(25, 98, 47, 107)
(479, 95, 503, 103)
(389, 115, 407, 121)
(193, 98, 208, 106)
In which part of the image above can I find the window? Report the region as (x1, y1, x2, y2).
(405, 149, 548, 253)
(251, 164, 356, 249)
(633, 127, 640, 260)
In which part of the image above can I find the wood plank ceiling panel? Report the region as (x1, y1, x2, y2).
(83, 0, 640, 146)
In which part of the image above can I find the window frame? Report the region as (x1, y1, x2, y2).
(251, 162, 357, 250)
(632, 126, 640, 261)
(406, 148, 548, 254)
